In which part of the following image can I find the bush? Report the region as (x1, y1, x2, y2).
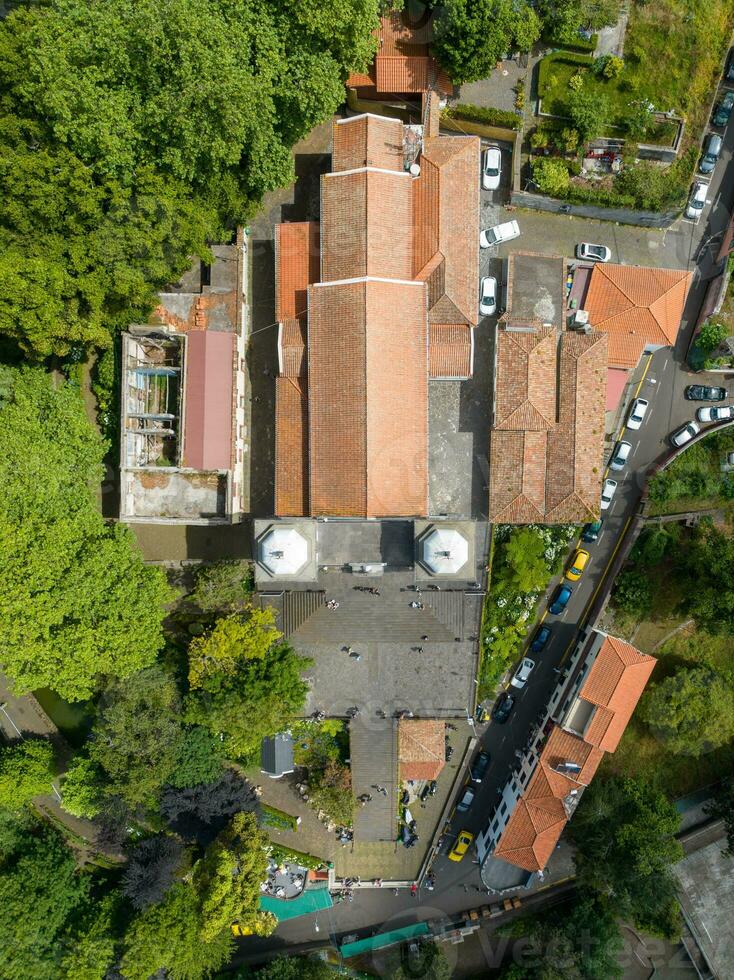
(542, 32, 599, 53)
(268, 844, 327, 870)
(533, 157, 570, 195)
(698, 319, 730, 353)
(443, 103, 521, 130)
(613, 569, 653, 618)
(259, 803, 299, 832)
(594, 54, 624, 79)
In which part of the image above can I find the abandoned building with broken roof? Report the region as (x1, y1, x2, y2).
(119, 236, 248, 523)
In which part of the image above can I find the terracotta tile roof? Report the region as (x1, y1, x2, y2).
(493, 796, 568, 872)
(307, 279, 428, 517)
(321, 169, 414, 283)
(429, 323, 473, 378)
(278, 318, 307, 378)
(541, 725, 603, 786)
(494, 328, 558, 430)
(583, 264, 692, 369)
(183, 332, 235, 471)
(275, 377, 309, 517)
(275, 222, 320, 322)
(414, 137, 480, 326)
(578, 634, 657, 751)
(332, 115, 404, 173)
(347, 12, 452, 96)
(398, 719, 445, 782)
(489, 326, 607, 524)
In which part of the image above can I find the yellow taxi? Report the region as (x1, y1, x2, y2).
(565, 548, 590, 582)
(448, 830, 474, 862)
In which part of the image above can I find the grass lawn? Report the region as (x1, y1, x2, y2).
(648, 431, 734, 516)
(600, 625, 734, 798)
(538, 57, 630, 131)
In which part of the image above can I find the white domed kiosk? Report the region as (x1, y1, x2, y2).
(255, 522, 317, 581)
(422, 527, 469, 575)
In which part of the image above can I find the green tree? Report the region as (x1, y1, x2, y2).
(59, 895, 118, 980)
(60, 756, 105, 819)
(89, 666, 185, 808)
(0, 819, 94, 980)
(612, 568, 652, 618)
(188, 610, 283, 688)
(0, 739, 55, 810)
(385, 941, 453, 980)
(532, 157, 570, 196)
(433, 0, 539, 84)
(195, 812, 275, 941)
(169, 726, 226, 790)
(498, 528, 551, 594)
(120, 882, 233, 980)
(189, 560, 254, 616)
(569, 776, 682, 939)
(186, 629, 311, 758)
(568, 86, 610, 142)
(0, 368, 169, 700)
(309, 758, 355, 827)
(580, 0, 621, 31)
(704, 775, 734, 856)
(642, 666, 734, 756)
(676, 524, 734, 633)
(0, 0, 380, 359)
(246, 957, 338, 980)
(698, 319, 729, 353)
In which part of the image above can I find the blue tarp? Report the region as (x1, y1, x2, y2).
(260, 887, 333, 921)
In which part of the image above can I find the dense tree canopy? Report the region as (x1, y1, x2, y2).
(570, 776, 683, 939)
(122, 835, 187, 910)
(433, 0, 540, 84)
(642, 666, 734, 756)
(675, 524, 734, 634)
(187, 609, 283, 688)
(0, 0, 380, 358)
(0, 368, 169, 699)
(0, 739, 55, 810)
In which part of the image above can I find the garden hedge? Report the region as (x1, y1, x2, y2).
(542, 32, 598, 53)
(443, 102, 520, 130)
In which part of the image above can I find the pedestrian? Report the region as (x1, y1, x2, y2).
(376, 785, 388, 796)
(416, 646, 424, 654)
(410, 600, 420, 608)
(410, 883, 418, 897)
(350, 652, 361, 661)
(421, 635, 428, 642)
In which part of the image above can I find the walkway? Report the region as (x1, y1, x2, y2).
(350, 717, 397, 843)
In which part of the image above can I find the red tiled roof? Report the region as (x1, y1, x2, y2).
(489, 328, 607, 524)
(541, 725, 603, 786)
(332, 115, 405, 173)
(578, 634, 657, 751)
(321, 169, 413, 282)
(398, 719, 445, 782)
(307, 279, 428, 517)
(583, 264, 692, 369)
(429, 323, 473, 378)
(275, 377, 309, 517)
(183, 332, 235, 471)
(275, 222, 320, 322)
(278, 318, 307, 378)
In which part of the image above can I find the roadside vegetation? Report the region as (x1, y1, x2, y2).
(647, 428, 734, 516)
(479, 524, 577, 699)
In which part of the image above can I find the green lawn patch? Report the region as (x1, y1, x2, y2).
(648, 429, 734, 516)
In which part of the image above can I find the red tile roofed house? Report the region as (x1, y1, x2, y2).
(398, 719, 445, 781)
(582, 263, 692, 369)
(489, 322, 608, 525)
(273, 113, 479, 517)
(120, 238, 247, 524)
(347, 10, 452, 99)
(478, 631, 655, 875)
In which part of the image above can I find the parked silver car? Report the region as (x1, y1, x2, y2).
(609, 440, 632, 471)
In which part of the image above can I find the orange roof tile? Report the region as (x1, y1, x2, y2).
(347, 12, 452, 96)
(493, 797, 568, 872)
(275, 377, 309, 517)
(275, 222, 320, 322)
(321, 169, 413, 282)
(429, 323, 473, 378)
(583, 264, 692, 369)
(332, 115, 405, 173)
(307, 279, 428, 517)
(489, 327, 607, 524)
(398, 719, 445, 782)
(577, 634, 656, 751)
(540, 725, 604, 786)
(278, 318, 307, 378)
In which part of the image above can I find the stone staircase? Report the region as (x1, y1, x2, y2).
(423, 591, 465, 639)
(257, 591, 325, 637)
(349, 716, 397, 843)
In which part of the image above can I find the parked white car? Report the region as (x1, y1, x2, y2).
(685, 181, 708, 219)
(510, 657, 536, 689)
(626, 398, 649, 430)
(600, 478, 618, 511)
(670, 421, 700, 447)
(479, 276, 497, 316)
(697, 405, 733, 423)
(609, 440, 632, 471)
(482, 146, 502, 191)
(480, 220, 520, 248)
(576, 242, 611, 262)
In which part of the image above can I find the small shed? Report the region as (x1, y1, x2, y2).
(261, 733, 295, 778)
(398, 719, 445, 782)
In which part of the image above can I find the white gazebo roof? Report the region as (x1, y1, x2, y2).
(422, 528, 469, 575)
(259, 527, 309, 576)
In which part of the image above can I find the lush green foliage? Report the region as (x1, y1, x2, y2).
(612, 568, 653, 618)
(538, 0, 619, 42)
(60, 757, 105, 818)
(704, 775, 734, 856)
(568, 85, 610, 141)
(0, 739, 55, 810)
(169, 726, 226, 790)
(675, 523, 734, 633)
(189, 560, 254, 616)
(570, 776, 682, 939)
(442, 102, 521, 130)
(648, 431, 734, 513)
(697, 319, 730, 354)
(532, 157, 571, 195)
(0, 368, 168, 700)
(642, 666, 734, 756)
(479, 525, 576, 697)
(245, 957, 338, 980)
(122, 836, 187, 910)
(0, 0, 381, 359)
(497, 894, 623, 979)
(186, 616, 311, 758)
(433, 0, 540, 84)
